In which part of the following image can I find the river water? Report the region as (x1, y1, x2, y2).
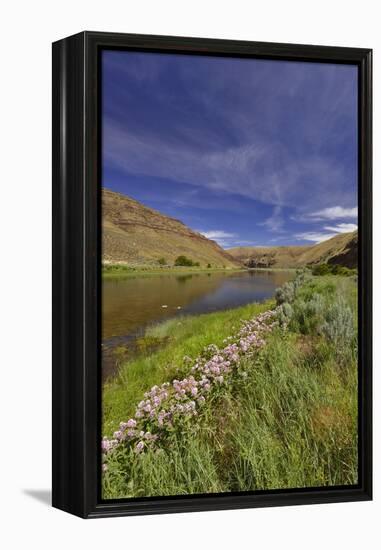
(102, 270, 293, 379)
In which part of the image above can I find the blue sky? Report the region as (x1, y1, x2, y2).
(102, 50, 358, 248)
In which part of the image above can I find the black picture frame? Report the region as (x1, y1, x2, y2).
(52, 31, 372, 519)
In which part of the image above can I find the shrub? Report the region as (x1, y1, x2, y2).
(295, 270, 308, 285)
(207, 263, 211, 269)
(278, 302, 293, 327)
(290, 293, 326, 335)
(275, 282, 295, 306)
(312, 263, 356, 277)
(274, 272, 310, 308)
(312, 264, 330, 276)
(174, 255, 195, 267)
(321, 298, 355, 349)
(157, 257, 166, 266)
(332, 265, 353, 276)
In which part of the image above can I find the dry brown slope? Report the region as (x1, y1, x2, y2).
(228, 231, 357, 269)
(298, 231, 357, 268)
(102, 188, 239, 267)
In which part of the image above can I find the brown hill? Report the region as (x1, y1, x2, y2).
(228, 231, 357, 269)
(102, 188, 239, 268)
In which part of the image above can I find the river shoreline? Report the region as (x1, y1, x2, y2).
(102, 269, 294, 379)
(102, 264, 301, 279)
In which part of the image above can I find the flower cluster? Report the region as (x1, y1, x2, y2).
(102, 307, 279, 470)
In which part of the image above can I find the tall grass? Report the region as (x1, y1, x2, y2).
(103, 275, 358, 498)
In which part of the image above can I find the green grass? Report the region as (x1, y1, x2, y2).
(102, 263, 244, 278)
(226, 331, 357, 490)
(103, 299, 274, 435)
(102, 274, 358, 498)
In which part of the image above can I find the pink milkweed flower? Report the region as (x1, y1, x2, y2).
(157, 414, 165, 426)
(126, 418, 137, 428)
(101, 438, 110, 452)
(101, 437, 118, 453)
(135, 441, 145, 453)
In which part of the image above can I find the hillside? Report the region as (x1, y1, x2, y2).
(228, 231, 358, 269)
(102, 188, 239, 268)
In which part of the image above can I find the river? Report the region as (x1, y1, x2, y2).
(102, 269, 293, 379)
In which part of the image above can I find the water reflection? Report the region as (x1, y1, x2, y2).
(176, 274, 194, 283)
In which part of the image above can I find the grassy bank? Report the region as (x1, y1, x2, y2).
(102, 273, 358, 498)
(102, 264, 245, 278)
(103, 298, 274, 435)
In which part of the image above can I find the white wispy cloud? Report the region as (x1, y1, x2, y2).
(303, 206, 357, 221)
(258, 206, 284, 232)
(104, 118, 355, 213)
(295, 222, 357, 243)
(295, 232, 337, 243)
(197, 230, 254, 249)
(198, 230, 237, 248)
(199, 230, 236, 240)
(324, 223, 358, 233)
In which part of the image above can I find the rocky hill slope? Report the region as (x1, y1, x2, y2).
(102, 188, 239, 268)
(228, 231, 358, 269)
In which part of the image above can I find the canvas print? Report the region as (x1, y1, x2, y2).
(100, 50, 358, 500)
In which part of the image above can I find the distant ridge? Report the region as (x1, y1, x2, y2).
(228, 231, 358, 269)
(102, 188, 240, 268)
